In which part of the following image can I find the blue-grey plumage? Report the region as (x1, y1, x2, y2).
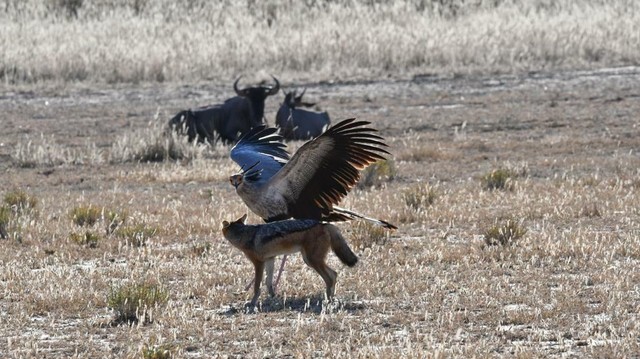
(230, 126, 289, 186)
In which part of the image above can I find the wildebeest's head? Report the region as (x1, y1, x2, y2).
(283, 88, 316, 109)
(234, 75, 280, 102)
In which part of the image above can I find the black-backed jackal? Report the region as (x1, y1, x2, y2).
(221, 214, 358, 306)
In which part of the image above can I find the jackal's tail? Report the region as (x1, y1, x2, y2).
(326, 224, 358, 267)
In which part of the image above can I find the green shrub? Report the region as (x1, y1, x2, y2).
(70, 206, 101, 227)
(4, 190, 37, 216)
(69, 231, 100, 248)
(107, 282, 168, 324)
(484, 218, 527, 246)
(142, 344, 173, 359)
(0, 206, 10, 239)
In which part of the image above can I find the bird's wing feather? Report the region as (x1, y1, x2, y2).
(267, 118, 389, 219)
(230, 126, 289, 185)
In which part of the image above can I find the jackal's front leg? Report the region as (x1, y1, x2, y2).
(250, 261, 265, 306)
(265, 258, 276, 298)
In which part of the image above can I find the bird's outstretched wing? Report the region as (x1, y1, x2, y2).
(267, 118, 389, 219)
(230, 126, 289, 185)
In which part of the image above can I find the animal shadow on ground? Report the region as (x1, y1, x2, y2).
(218, 295, 366, 316)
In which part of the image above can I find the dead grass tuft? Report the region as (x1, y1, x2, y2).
(348, 221, 387, 250)
(115, 223, 158, 247)
(105, 209, 128, 235)
(357, 160, 396, 189)
(483, 218, 528, 246)
(1, 190, 38, 241)
(110, 117, 206, 164)
(403, 183, 437, 211)
(190, 242, 211, 257)
(481, 165, 528, 191)
(13, 135, 104, 167)
(580, 203, 602, 218)
(107, 282, 168, 324)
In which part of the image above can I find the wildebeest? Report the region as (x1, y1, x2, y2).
(275, 89, 331, 141)
(168, 76, 280, 144)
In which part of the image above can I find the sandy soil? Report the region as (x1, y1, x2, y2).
(0, 67, 639, 357)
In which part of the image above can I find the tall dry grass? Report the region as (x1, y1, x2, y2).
(2, 0, 639, 85)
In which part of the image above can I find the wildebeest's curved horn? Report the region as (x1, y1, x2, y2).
(267, 75, 280, 96)
(234, 76, 243, 96)
(295, 88, 306, 102)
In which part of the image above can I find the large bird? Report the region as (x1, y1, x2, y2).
(228, 118, 397, 291)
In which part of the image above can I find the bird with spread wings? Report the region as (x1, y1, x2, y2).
(228, 118, 397, 291)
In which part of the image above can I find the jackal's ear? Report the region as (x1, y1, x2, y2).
(237, 213, 247, 224)
(222, 220, 230, 228)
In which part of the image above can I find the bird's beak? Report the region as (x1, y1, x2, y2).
(230, 175, 241, 189)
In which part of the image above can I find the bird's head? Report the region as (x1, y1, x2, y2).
(229, 174, 243, 189)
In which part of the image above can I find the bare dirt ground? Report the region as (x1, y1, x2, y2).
(0, 67, 639, 357)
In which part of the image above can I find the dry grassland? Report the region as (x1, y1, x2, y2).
(1, 66, 639, 357)
(2, 0, 640, 84)
(2, 0, 640, 358)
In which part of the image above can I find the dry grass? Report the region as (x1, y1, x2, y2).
(2, 8, 640, 355)
(2, 0, 640, 85)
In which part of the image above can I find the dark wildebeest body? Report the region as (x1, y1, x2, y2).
(168, 76, 280, 144)
(275, 89, 330, 141)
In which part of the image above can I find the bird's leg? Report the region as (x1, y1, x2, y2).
(272, 254, 288, 291)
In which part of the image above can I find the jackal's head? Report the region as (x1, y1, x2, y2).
(229, 174, 243, 189)
(221, 214, 248, 236)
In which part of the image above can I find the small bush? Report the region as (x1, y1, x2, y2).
(481, 168, 516, 190)
(110, 118, 205, 164)
(142, 344, 173, 359)
(70, 206, 101, 227)
(191, 242, 211, 257)
(69, 231, 100, 248)
(580, 203, 601, 218)
(358, 160, 396, 189)
(403, 184, 437, 210)
(0, 206, 10, 239)
(47, 0, 83, 18)
(107, 282, 168, 324)
(105, 209, 128, 235)
(349, 221, 387, 249)
(116, 224, 157, 247)
(4, 190, 37, 216)
(484, 218, 528, 246)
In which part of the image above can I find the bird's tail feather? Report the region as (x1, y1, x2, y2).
(333, 206, 398, 230)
